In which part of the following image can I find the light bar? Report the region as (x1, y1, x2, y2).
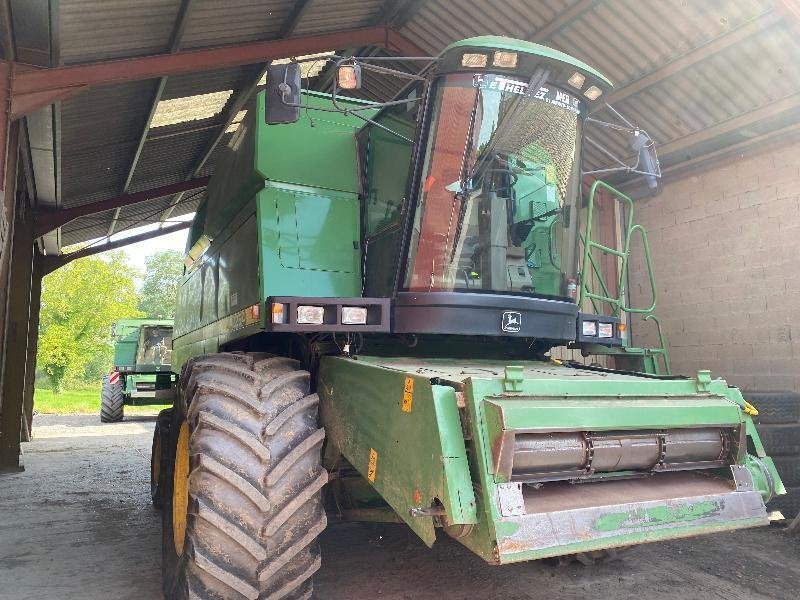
(462, 53, 488, 68)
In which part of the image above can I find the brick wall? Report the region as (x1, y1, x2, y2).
(628, 140, 800, 392)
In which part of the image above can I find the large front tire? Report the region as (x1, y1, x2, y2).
(100, 375, 124, 423)
(162, 353, 327, 599)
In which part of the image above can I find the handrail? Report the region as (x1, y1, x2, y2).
(578, 180, 657, 316)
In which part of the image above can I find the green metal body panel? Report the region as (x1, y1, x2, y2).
(173, 92, 374, 374)
(319, 356, 477, 546)
(256, 183, 361, 299)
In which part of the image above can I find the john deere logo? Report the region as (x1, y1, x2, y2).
(502, 311, 522, 333)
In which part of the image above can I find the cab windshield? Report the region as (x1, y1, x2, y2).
(404, 72, 583, 300)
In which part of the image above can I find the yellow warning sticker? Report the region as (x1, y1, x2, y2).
(367, 448, 378, 482)
(402, 377, 414, 413)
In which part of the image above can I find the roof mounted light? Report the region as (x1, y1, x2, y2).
(461, 53, 488, 68)
(584, 85, 603, 101)
(568, 72, 585, 90)
(492, 51, 518, 68)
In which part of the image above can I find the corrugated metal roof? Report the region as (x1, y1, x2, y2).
(15, 0, 800, 254)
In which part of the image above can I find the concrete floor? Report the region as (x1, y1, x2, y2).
(1, 415, 799, 600)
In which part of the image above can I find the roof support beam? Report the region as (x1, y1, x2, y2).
(606, 10, 781, 105)
(41, 221, 191, 274)
(656, 92, 800, 160)
(11, 26, 401, 100)
(528, 0, 595, 42)
(387, 0, 428, 28)
(109, 0, 196, 237)
(0, 25, 420, 191)
(33, 176, 209, 237)
(277, 0, 313, 38)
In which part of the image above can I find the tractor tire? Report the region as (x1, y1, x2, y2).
(151, 408, 173, 509)
(162, 353, 327, 600)
(772, 456, 800, 486)
(769, 485, 800, 520)
(745, 390, 800, 425)
(755, 424, 800, 456)
(100, 376, 124, 423)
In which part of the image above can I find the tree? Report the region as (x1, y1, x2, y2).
(38, 251, 141, 392)
(137, 250, 183, 319)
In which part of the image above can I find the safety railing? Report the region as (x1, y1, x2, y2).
(578, 180, 670, 375)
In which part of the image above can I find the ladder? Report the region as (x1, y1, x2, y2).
(578, 180, 671, 375)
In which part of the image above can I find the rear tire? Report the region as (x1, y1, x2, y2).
(745, 390, 800, 425)
(162, 353, 327, 599)
(770, 485, 800, 520)
(152, 409, 172, 509)
(755, 424, 800, 456)
(100, 376, 124, 423)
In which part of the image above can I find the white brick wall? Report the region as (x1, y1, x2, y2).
(628, 141, 800, 392)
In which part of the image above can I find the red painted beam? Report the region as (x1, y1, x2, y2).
(33, 176, 209, 237)
(42, 220, 191, 274)
(13, 27, 392, 96)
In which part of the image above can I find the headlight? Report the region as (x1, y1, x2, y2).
(297, 305, 324, 325)
(582, 321, 598, 336)
(342, 306, 368, 325)
(598, 323, 614, 338)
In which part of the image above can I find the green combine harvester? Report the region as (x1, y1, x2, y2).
(155, 37, 784, 600)
(100, 318, 175, 422)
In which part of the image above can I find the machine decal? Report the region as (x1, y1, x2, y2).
(109, 371, 120, 385)
(368, 448, 378, 482)
(402, 377, 414, 413)
(473, 73, 581, 113)
(501, 311, 522, 333)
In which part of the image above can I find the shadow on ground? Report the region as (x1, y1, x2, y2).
(1, 415, 798, 600)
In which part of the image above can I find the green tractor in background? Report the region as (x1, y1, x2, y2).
(154, 37, 785, 600)
(100, 319, 176, 423)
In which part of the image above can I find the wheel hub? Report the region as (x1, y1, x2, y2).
(172, 421, 190, 555)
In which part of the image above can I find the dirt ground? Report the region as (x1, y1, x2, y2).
(1, 415, 799, 600)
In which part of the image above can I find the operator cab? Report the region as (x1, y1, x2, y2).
(262, 37, 641, 348)
(363, 38, 613, 342)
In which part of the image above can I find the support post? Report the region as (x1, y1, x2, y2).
(0, 125, 31, 470)
(20, 254, 42, 442)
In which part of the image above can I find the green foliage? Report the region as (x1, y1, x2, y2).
(137, 249, 183, 319)
(34, 385, 168, 415)
(38, 251, 142, 392)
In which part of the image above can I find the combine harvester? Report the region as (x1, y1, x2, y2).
(101, 319, 175, 422)
(155, 37, 784, 599)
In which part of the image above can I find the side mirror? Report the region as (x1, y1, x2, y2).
(630, 132, 660, 191)
(264, 62, 301, 124)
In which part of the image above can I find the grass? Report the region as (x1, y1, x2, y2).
(34, 385, 169, 415)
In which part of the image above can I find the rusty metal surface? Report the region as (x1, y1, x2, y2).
(492, 471, 768, 561)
